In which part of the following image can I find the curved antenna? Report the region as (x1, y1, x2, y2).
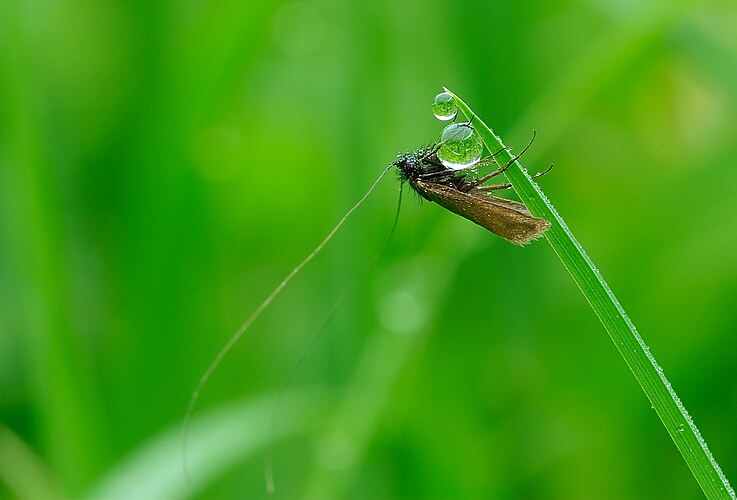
(181, 164, 395, 482)
(264, 182, 404, 495)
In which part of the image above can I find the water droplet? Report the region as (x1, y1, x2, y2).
(432, 92, 458, 121)
(437, 123, 483, 170)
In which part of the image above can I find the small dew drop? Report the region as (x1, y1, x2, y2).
(432, 92, 458, 121)
(437, 122, 483, 170)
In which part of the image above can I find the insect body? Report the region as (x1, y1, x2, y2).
(394, 146, 551, 245)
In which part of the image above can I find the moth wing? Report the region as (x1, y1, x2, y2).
(414, 180, 550, 245)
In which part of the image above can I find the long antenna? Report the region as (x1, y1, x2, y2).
(181, 164, 395, 482)
(264, 182, 404, 494)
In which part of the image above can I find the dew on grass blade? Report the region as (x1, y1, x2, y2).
(437, 122, 483, 169)
(432, 92, 458, 121)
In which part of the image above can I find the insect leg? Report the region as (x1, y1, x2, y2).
(476, 164, 553, 191)
(418, 160, 481, 179)
(473, 131, 536, 186)
(477, 182, 511, 191)
(420, 150, 506, 180)
(418, 169, 454, 180)
(535, 163, 555, 178)
(474, 146, 512, 168)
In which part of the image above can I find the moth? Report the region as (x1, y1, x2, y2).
(393, 140, 551, 245)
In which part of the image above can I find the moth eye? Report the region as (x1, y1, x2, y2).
(437, 122, 483, 169)
(432, 92, 458, 121)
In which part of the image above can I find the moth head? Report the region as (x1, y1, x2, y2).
(392, 147, 434, 183)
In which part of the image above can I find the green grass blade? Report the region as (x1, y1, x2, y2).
(445, 88, 734, 500)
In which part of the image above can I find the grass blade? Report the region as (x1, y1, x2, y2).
(445, 88, 734, 499)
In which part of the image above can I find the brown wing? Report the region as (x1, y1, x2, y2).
(414, 180, 550, 245)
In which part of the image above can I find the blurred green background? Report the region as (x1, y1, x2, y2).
(1, 0, 736, 498)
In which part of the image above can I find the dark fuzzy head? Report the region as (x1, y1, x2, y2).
(393, 147, 435, 183)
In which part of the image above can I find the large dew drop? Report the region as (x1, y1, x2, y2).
(437, 123, 483, 169)
(432, 92, 458, 121)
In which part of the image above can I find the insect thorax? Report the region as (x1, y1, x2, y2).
(393, 146, 475, 192)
